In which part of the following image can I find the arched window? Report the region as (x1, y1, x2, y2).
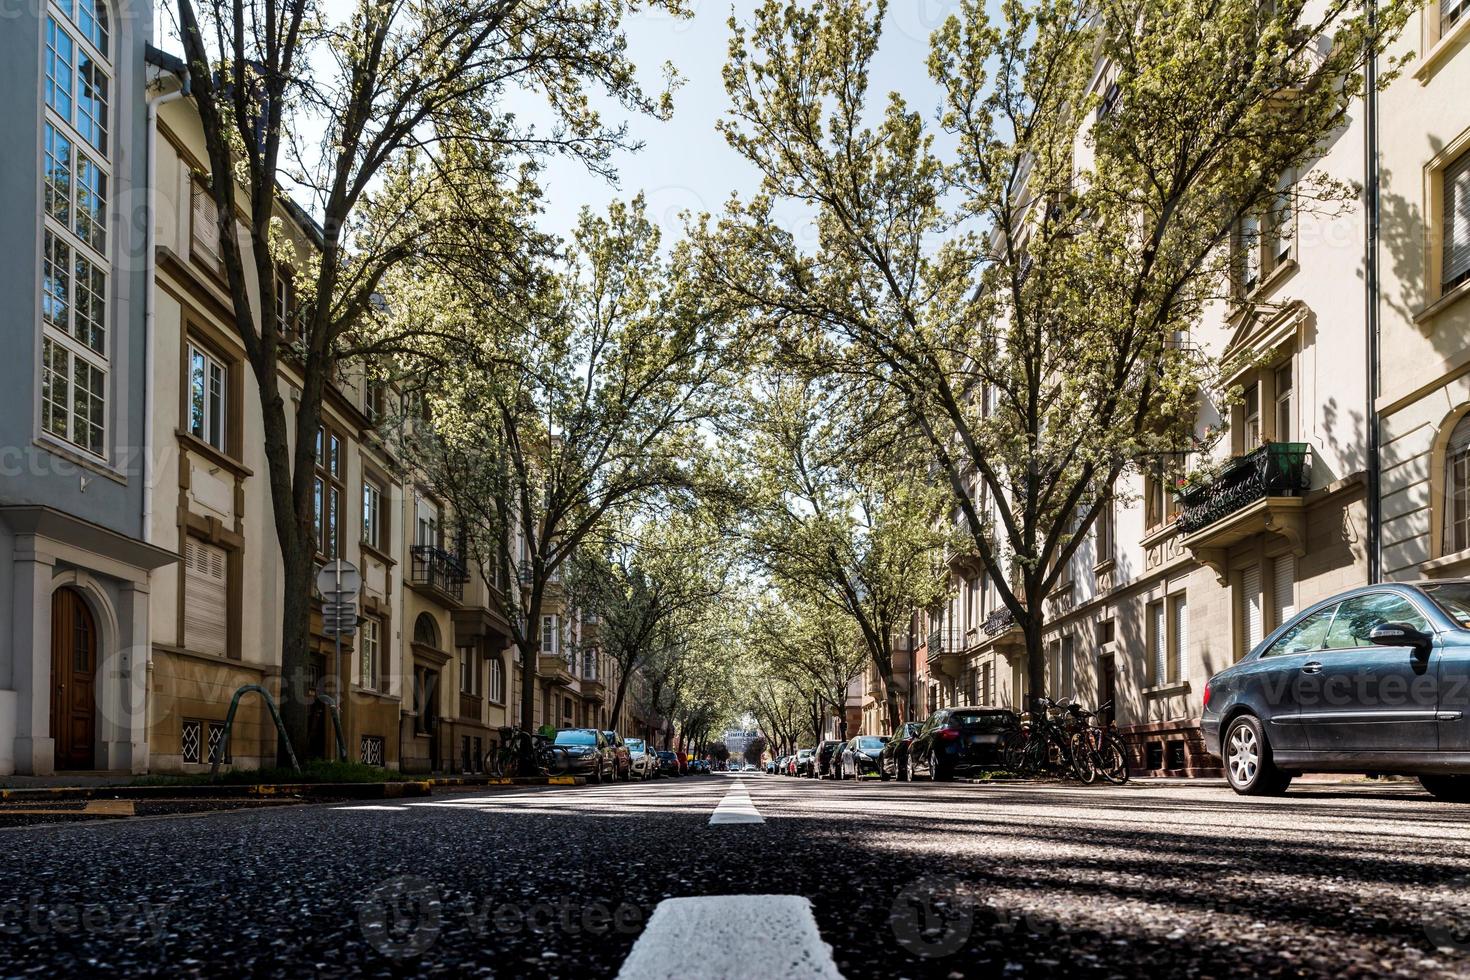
(1445, 413, 1470, 554)
(40, 0, 111, 457)
(413, 612, 439, 648)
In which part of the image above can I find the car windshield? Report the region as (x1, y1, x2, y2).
(857, 737, 886, 750)
(797, 750, 812, 758)
(1420, 583, 1470, 628)
(949, 711, 1011, 732)
(626, 739, 644, 751)
(554, 730, 597, 746)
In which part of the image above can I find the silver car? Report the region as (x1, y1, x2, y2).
(625, 737, 656, 780)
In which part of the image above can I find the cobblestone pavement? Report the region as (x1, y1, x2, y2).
(2, 773, 1468, 978)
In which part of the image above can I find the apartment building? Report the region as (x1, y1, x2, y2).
(0, 0, 180, 776)
(924, 29, 1390, 777)
(1377, 3, 1470, 582)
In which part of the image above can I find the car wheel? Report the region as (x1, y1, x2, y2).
(897, 752, 910, 782)
(1223, 715, 1291, 796)
(929, 750, 951, 782)
(1420, 775, 1470, 801)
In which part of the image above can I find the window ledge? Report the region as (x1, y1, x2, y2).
(32, 436, 128, 485)
(1413, 277, 1470, 329)
(1142, 681, 1191, 699)
(360, 541, 396, 568)
(1414, 17, 1470, 83)
(1093, 557, 1116, 574)
(1422, 547, 1470, 577)
(1140, 521, 1179, 550)
(176, 429, 253, 478)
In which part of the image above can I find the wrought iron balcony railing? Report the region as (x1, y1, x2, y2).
(409, 545, 469, 601)
(982, 608, 1016, 637)
(1176, 442, 1311, 536)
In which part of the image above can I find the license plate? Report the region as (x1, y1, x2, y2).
(969, 734, 1000, 746)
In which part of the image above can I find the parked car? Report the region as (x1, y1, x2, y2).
(813, 740, 845, 779)
(766, 757, 782, 774)
(907, 707, 1018, 781)
(552, 728, 615, 783)
(838, 735, 890, 779)
(626, 737, 656, 780)
(879, 722, 925, 781)
(1203, 581, 1470, 800)
(792, 748, 815, 776)
(602, 731, 633, 781)
(655, 750, 681, 776)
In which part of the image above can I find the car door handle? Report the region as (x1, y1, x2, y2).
(1301, 661, 1323, 674)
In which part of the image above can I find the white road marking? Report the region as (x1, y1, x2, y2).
(708, 778, 764, 825)
(616, 895, 843, 980)
(334, 804, 408, 811)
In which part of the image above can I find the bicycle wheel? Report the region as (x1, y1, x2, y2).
(1001, 731, 1028, 772)
(485, 747, 504, 778)
(540, 747, 572, 777)
(1069, 732, 1097, 784)
(1097, 733, 1130, 784)
(1020, 735, 1048, 775)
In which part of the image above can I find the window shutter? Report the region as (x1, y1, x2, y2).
(1272, 554, 1296, 629)
(1152, 602, 1166, 685)
(184, 538, 228, 657)
(192, 183, 221, 267)
(1446, 152, 1470, 288)
(1172, 598, 1189, 683)
(1242, 565, 1264, 652)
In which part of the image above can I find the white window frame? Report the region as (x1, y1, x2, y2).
(360, 616, 381, 691)
(187, 343, 228, 451)
(39, 0, 112, 460)
(362, 479, 382, 551)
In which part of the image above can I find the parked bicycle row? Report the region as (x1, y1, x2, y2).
(485, 726, 714, 782)
(764, 697, 1129, 785)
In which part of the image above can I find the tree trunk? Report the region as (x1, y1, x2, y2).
(608, 664, 635, 736)
(1023, 609, 1045, 713)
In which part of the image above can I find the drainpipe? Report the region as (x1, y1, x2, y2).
(1364, 0, 1382, 584)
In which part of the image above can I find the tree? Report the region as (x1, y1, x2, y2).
(168, 0, 689, 754)
(697, 0, 1411, 706)
(403, 197, 739, 741)
(737, 376, 951, 731)
(744, 593, 864, 746)
(564, 508, 734, 734)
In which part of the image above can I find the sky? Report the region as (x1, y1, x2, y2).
(526, 1, 963, 245)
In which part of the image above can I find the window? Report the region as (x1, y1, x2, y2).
(1238, 213, 1262, 292)
(412, 612, 439, 648)
(362, 479, 383, 551)
(415, 495, 440, 549)
(1271, 553, 1296, 630)
(314, 425, 344, 558)
(360, 617, 382, 690)
(1266, 171, 1295, 267)
(1446, 414, 1470, 554)
(1242, 383, 1262, 449)
(1323, 593, 1431, 650)
(1168, 594, 1189, 684)
(1055, 634, 1074, 696)
(460, 647, 481, 696)
(1144, 459, 1182, 530)
(583, 649, 597, 681)
(1240, 564, 1264, 655)
(187, 344, 227, 451)
(1264, 605, 1334, 657)
(1094, 493, 1114, 565)
(1443, 0, 1470, 41)
(1446, 149, 1470, 292)
(183, 537, 228, 657)
(39, 0, 111, 458)
(488, 655, 504, 703)
(1148, 600, 1166, 684)
(541, 615, 558, 654)
(1273, 362, 1294, 443)
(275, 266, 299, 340)
(191, 180, 221, 268)
(980, 661, 994, 705)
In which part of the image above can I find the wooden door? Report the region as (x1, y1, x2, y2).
(50, 587, 97, 769)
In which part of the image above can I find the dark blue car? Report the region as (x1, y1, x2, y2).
(1202, 581, 1470, 799)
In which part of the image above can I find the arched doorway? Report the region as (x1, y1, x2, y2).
(50, 586, 97, 770)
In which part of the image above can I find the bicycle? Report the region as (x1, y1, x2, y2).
(1003, 696, 1078, 776)
(1067, 700, 1130, 785)
(486, 727, 573, 777)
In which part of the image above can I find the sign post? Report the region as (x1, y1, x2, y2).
(316, 560, 361, 763)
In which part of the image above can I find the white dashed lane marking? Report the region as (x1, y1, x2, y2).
(616, 895, 843, 979)
(708, 776, 764, 825)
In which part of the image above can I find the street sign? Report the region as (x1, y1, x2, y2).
(316, 559, 362, 598)
(322, 599, 358, 637)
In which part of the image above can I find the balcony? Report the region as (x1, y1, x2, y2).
(409, 546, 469, 604)
(537, 651, 576, 687)
(1177, 443, 1311, 582)
(926, 628, 964, 678)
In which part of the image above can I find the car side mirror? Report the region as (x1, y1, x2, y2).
(1369, 622, 1431, 656)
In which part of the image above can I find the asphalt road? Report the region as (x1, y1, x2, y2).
(3, 773, 1470, 978)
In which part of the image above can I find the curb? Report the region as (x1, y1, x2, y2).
(0, 781, 433, 802)
(428, 775, 587, 788)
